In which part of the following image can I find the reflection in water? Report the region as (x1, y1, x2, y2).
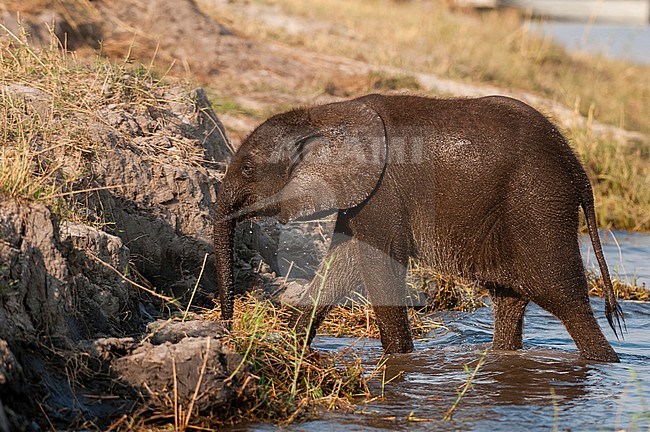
(478, 353, 590, 405)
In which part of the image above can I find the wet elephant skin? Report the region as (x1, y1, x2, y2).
(214, 94, 623, 362)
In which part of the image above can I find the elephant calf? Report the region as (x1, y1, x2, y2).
(214, 94, 623, 362)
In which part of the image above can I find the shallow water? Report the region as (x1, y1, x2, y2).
(531, 21, 650, 65)
(582, 230, 650, 286)
(240, 232, 650, 431)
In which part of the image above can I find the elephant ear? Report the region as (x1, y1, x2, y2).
(279, 100, 387, 222)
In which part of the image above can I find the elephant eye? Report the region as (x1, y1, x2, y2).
(241, 161, 254, 178)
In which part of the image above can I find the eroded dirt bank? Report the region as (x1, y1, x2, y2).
(0, 0, 335, 427)
(0, 82, 261, 428)
(0, 86, 323, 428)
(0, 11, 338, 431)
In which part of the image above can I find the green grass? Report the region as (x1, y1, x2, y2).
(204, 294, 367, 425)
(209, 95, 262, 118)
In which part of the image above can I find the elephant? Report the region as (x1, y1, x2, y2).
(214, 93, 624, 362)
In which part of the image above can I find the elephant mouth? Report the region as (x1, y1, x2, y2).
(291, 208, 337, 222)
(219, 196, 281, 224)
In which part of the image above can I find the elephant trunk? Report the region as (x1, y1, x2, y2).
(214, 187, 237, 321)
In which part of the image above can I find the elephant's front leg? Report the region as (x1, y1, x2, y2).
(288, 236, 364, 346)
(357, 242, 414, 354)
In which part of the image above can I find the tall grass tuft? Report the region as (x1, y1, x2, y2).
(209, 294, 367, 424)
(567, 109, 650, 231)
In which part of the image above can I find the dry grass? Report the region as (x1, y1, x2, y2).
(408, 262, 488, 312)
(1, 0, 92, 15)
(203, 294, 368, 424)
(0, 26, 198, 222)
(206, 0, 650, 136)
(320, 298, 447, 339)
(588, 271, 650, 302)
(567, 113, 650, 231)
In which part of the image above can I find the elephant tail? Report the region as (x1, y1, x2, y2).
(580, 186, 625, 339)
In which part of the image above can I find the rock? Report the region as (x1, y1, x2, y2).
(112, 336, 252, 414)
(146, 319, 225, 345)
(0, 197, 72, 343)
(60, 222, 142, 337)
(0, 84, 51, 119)
(78, 337, 139, 361)
(77, 321, 246, 418)
(0, 340, 21, 386)
(83, 86, 231, 299)
(1, 79, 231, 304)
(0, 75, 237, 427)
(277, 279, 311, 305)
(0, 400, 8, 432)
(233, 219, 335, 297)
(0, 196, 146, 427)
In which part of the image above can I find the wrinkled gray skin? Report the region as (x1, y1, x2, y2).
(215, 94, 623, 362)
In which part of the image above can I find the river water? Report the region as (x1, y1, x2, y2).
(582, 230, 650, 287)
(239, 231, 650, 431)
(531, 21, 650, 65)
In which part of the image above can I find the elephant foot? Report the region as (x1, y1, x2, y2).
(554, 305, 621, 363)
(288, 304, 332, 348)
(577, 344, 620, 363)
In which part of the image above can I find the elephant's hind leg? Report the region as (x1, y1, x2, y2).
(536, 275, 620, 362)
(487, 284, 529, 351)
(557, 302, 620, 362)
(523, 269, 619, 362)
(509, 215, 619, 362)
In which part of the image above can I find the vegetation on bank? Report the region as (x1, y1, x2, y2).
(213, 295, 368, 425)
(0, 28, 191, 223)
(568, 122, 650, 232)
